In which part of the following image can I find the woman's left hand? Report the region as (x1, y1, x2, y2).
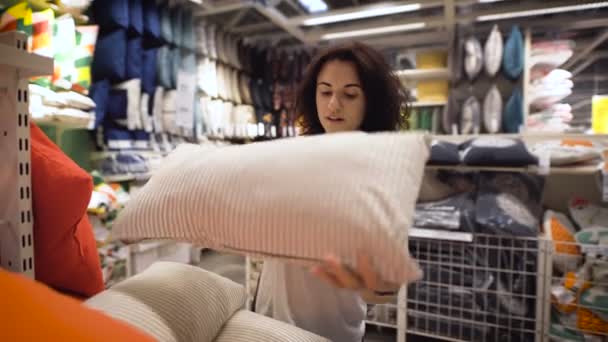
(311, 253, 400, 295)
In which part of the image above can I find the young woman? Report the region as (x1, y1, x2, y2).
(255, 42, 410, 342)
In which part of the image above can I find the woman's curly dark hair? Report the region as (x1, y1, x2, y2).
(295, 42, 410, 135)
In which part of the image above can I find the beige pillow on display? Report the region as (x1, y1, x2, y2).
(215, 310, 330, 342)
(112, 132, 429, 284)
(85, 262, 247, 342)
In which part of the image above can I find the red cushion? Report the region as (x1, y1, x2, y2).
(0, 269, 156, 342)
(31, 122, 104, 297)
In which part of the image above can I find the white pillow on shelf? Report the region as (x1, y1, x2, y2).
(112, 132, 429, 285)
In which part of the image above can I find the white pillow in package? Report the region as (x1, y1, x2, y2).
(112, 132, 429, 284)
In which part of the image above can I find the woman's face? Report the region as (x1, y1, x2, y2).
(316, 60, 366, 133)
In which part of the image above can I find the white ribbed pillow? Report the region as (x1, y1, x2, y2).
(112, 132, 429, 284)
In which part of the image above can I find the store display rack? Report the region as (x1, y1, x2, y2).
(0, 31, 53, 280)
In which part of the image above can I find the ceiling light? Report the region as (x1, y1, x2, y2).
(302, 3, 421, 26)
(477, 2, 608, 21)
(321, 22, 426, 40)
(298, 0, 328, 13)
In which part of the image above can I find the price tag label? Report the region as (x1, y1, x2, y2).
(176, 71, 196, 130)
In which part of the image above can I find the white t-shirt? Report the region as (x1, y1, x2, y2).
(255, 260, 366, 342)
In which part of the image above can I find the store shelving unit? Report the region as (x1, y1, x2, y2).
(396, 68, 451, 83)
(0, 31, 54, 279)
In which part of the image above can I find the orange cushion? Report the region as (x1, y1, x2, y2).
(31, 122, 104, 297)
(0, 269, 156, 342)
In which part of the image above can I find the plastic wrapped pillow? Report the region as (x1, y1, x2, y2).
(503, 87, 523, 133)
(428, 140, 460, 165)
(475, 184, 540, 237)
(530, 142, 601, 166)
(92, 0, 129, 31)
(464, 36, 483, 80)
(502, 26, 524, 80)
(544, 210, 582, 274)
(93, 29, 127, 83)
(483, 85, 503, 133)
(461, 137, 538, 167)
(112, 132, 430, 285)
(484, 25, 503, 77)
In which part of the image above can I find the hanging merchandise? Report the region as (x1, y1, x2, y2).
(93, 29, 127, 83)
(452, 35, 465, 82)
(464, 36, 483, 80)
(502, 25, 524, 80)
(484, 25, 503, 77)
(206, 24, 217, 60)
(90, 0, 127, 31)
(483, 84, 503, 133)
(460, 95, 481, 134)
(142, 0, 162, 48)
(195, 19, 207, 56)
(418, 107, 433, 131)
(441, 95, 457, 134)
(503, 87, 523, 133)
(126, 36, 143, 80)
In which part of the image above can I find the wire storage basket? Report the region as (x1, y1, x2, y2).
(544, 213, 608, 342)
(404, 233, 549, 342)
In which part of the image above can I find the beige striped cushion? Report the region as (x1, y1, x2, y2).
(112, 132, 429, 284)
(85, 262, 246, 342)
(215, 310, 330, 342)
